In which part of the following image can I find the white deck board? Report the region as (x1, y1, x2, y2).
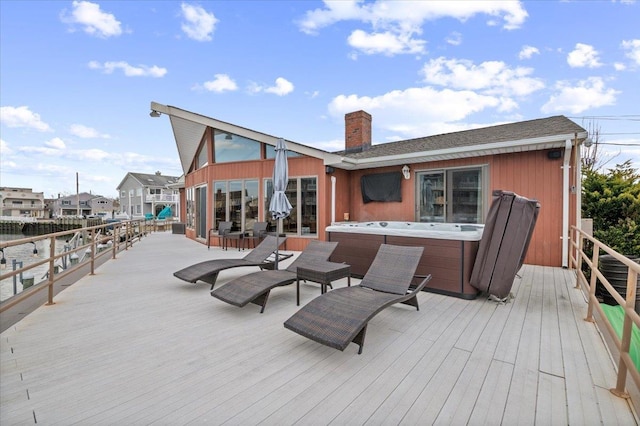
(1, 232, 637, 425)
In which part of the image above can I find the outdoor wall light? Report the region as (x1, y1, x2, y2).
(402, 165, 411, 180)
(149, 110, 161, 117)
(31, 242, 38, 257)
(583, 137, 593, 148)
(0, 248, 6, 270)
(225, 133, 233, 140)
(325, 166, 335, 174)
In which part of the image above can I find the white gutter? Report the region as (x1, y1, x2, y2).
(331, 176, 336, 224)
(562, 139, 573, 268)
(575, 138, 582, 268)
(327, 132, 587, 170)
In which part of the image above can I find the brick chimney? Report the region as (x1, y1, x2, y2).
(345, 110, 372, 153)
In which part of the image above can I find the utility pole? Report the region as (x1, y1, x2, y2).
(76, 172, 80, 217)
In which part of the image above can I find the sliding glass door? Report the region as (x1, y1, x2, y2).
(417, 166, 486, 224)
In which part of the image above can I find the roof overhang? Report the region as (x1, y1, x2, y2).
(151, 102, 340, 173)
(326, 132, 588, 170)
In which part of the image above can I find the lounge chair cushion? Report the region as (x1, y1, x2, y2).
(173, 235, 285, 286)
(284, 244, 430, 353)
(359, 244, 421, 295)
(211, 270, 297, 307)
(284, 286, 402, 351)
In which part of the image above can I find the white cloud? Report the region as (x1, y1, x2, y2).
(328, 86, 501, 138)
(421, 57, 544, 98)
(518, 45, 539, 59)
(69, 124, 110, 139)
(541, 77, 620, 114)
(347, 29, 426, 56)
(613, 62, 626, 71)
(44, 137, 66, 150)
(181, 3, 218, 42)
(202, 74, 238, 92)
(567, 43, 602, 68)
(298, 1, 527, 57)
(252, 77, 295, 96)
(0, 139, 12, 155)
(446, 32, 462, 46)
(61, 1, 123, 38)
(88, 61, 167, 77)
(621, 39, 640, 66)
(0, 106, 52, 131)
(298, 1, 528, 34)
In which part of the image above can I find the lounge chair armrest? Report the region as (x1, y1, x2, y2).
(276, 252, 294, 262)
(408, 274, 432, 293)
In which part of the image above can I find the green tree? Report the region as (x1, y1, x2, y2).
(582, 160, 640, 257)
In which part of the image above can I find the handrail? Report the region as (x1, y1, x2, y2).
(569, 225, 640, 399)
(0, 219, 155, 312)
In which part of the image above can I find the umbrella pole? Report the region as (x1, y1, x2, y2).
(275, 218, 282, 270)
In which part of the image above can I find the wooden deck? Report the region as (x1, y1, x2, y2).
(1, 232, 637, 425)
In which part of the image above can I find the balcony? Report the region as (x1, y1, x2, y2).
(144, 194, 179, 203)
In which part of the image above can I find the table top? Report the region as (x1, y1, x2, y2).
(297, 262, 351, 282)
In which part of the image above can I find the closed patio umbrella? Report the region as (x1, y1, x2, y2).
(269, 138, 292, 269)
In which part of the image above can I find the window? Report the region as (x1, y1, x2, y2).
(416, 166, 486, 224)
(265, 145, 302, 159)
(149, 188, 162, 195)
(264, 176, 317, 236)
(186, 187, 195, 228)
(121, 191, 126, 198)
(136, 188, 142, 196)
(213, 180, 259, 231)
(213, 130, 260, 163)
(12, 201, 23, 205)
(62, 200, 70, 206)
(196, 143, 208, 168)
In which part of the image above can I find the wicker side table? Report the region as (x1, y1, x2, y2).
(296, 262, 351, 305)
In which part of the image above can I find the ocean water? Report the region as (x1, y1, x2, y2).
(0, 234, 80, 302)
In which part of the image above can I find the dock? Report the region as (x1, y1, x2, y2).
(1, 232, 637, 424)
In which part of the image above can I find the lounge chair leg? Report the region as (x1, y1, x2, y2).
(251, 291, 270, 313)
(353, 325, 368, 354)
(260, 291, 270, 313)
(401, 295, 420, 311)
(203, 272, 220, 290)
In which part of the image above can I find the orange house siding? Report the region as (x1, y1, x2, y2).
(337, 150, 575, 267)
(182, 131, 576, 267)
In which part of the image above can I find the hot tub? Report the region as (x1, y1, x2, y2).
(326, 221, 484, 299)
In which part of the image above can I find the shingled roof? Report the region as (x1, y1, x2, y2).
(122, 172, 181, 189)
(329, 115, 587, 170)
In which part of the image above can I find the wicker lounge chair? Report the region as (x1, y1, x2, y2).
(284, 244, 431, 354)
(210, 240, 339, 313)
(173, 235, 290, 289)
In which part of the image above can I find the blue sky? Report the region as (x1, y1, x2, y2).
(1, 1, 639, 199)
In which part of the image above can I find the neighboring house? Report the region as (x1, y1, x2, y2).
(150, 102, 588, 268)
(116, 171, 180, 219)
(0, 187, 46, 218)
(49, 193, 115, 218)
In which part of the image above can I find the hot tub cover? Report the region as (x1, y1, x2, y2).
(470, 190, 540, 300)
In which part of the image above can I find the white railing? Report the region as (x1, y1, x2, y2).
(145, 194, 179, 203)
(0, 216, 38, 223)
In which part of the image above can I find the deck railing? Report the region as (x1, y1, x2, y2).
(0, 219, 155, 312)
(570, 225, 640, 399)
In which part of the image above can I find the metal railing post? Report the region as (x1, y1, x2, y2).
(46, 235, 56, 305)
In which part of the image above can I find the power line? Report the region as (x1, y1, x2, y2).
(599, 132, 640, 136)
(593, 142, 640, 146)
(568, 115, 640, 122)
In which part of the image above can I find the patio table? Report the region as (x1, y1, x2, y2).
(223, 232, 246, 251)
(296, 261, 351, 305)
